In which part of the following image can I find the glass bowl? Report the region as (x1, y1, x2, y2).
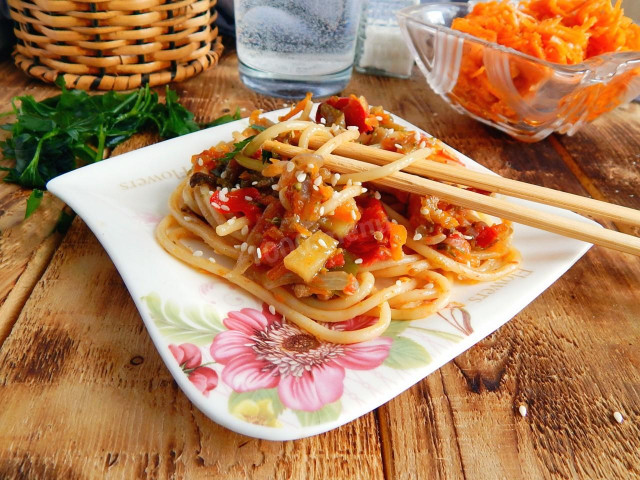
(397, 2, 640, 142)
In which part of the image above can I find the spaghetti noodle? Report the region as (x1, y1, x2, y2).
(156, 95, 521, 344)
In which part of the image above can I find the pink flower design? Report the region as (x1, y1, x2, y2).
(169, 343, 202, 369)
(188, 366, 218, 397)
(210, 306, 392, 412)
(169, 343, 219, 396)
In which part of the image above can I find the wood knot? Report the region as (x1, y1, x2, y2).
(130, 355, 144, 366)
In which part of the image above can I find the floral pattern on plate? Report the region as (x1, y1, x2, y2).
(143, 293, 471, 428)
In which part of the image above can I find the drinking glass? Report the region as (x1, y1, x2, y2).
(235, 0, 364, 98)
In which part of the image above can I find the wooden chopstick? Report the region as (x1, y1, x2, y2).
(262, 140, 640, 256)
(306, 137, 640, 228)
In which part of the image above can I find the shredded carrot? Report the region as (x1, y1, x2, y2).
(279, 92, 313, 121)
(449, 0, 640, 130)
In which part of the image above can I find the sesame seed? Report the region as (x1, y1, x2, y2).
(282, 103, 289, 107)
(413, 232, 423, 241)
(313, 185, 319, 191)
(373, 231, 383, 241)
(354, 258, 363, 264)
(320, 117, 326, 124)
(331, 173, 340, 186)
(419, 141, 426, 148)
(613, 411, 624, 423)
(252, 181, 258, 186)
(193, 250, 203, 257)
(208, 257, 216, 263)
(248, 245, 255, 254)
(347, 125, 359, 131)
(240, 242, 248, 252)
(361, 188, 368, 193)
(376, 116, 383, 121)
(354, 181, 362, 186)
(198, 158, 204, 166)
(420, 208, 430, 215)
(286, 162, 295, 172)
(183, 216, 192, 222)
(396, 280, 402, 286)
(307, 163, 314, 170)
(228, 216, 236, 224)
(374, 191, 381, 200)
(318, 238, 327, 248)
(256, 247, 262, 259)
(391, 219, 398, 224)
(241, 225, 249, 235)
(425, 283, 434, 289)
(319, 206, 325, 216)
(414, 131, 420, 143)
(463, 235, 473, 240)
(314, 176, 323, 186)
(221, 171, 228, 179)
(269, 304, 276, 315)
(394, 143, 403, 149)
(234, 244, 241, 249)
(220, 205, 230, 211)
(211, 202, 221, 209)
(245, 195, 253, 201)
(296, 172, 307, 183)
(518, 405, 528, 417)
(272, 184, 280, 191)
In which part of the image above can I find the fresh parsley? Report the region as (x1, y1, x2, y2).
(0, 78, 200, 194)
(0, 78, 247, 218)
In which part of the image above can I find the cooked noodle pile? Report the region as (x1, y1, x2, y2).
(156, 94, 521, 344)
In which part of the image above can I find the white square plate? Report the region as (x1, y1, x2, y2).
(48, 108, 593, 440)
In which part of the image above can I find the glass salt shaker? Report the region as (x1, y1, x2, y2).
(355, 0, 419, 79)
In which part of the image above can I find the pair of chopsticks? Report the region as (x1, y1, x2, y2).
(261, 138, 640, 256)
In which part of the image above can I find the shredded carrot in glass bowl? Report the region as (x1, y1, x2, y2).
(448, 0, 640, 135)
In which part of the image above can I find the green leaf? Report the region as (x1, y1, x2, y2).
(261, 149, 273, 164)
(250, 124, 266, 131)
(409, 326, 463, 342)
(384, 337, 431, 370)
(294, 400, 342, 426)
(53, 208, 75, 234)
(142, 293, 224, 346)
(221, 136, 255, 163)
(24, 189, 43, 218)
(229, 388, 284, 417)
(203, 107, 242, 128)
(383, 321, 411, 338)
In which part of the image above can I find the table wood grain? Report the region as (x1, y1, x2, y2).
(0, 48, 639, 480)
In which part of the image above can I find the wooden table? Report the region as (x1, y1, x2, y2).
(1, 48, 639, 479)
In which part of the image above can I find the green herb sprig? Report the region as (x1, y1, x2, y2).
(0, 78, 240, 218)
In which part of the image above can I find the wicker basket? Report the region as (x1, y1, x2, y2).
(8, 0, 224, 90)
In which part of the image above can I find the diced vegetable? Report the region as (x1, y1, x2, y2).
(210, 187, 262, 223)
(316, 95, 374, 133)
(319, 216, 357, 240)
(284, 231, 338, 283)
